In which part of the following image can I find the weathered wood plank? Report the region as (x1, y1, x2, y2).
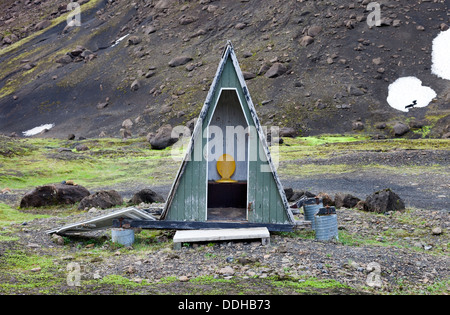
(173, 227, 270, 244)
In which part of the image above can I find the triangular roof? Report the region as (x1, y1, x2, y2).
(161, 42, 294, 224)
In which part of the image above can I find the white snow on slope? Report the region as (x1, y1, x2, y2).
(432, 29, 450, 81)
(22, 124, 55, 136)
(387, 77, 436, 112)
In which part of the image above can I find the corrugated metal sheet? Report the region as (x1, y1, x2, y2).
(46, 207, 156, 235)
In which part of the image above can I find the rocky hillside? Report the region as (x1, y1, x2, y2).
(0, 0, 449, 139)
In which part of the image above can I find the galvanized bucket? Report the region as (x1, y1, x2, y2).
(111, 228, 135, 247)
(303, 197, 323, 230)
(314, 214, 338, 241)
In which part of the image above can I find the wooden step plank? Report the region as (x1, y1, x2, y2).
(173, 227, 270, 249)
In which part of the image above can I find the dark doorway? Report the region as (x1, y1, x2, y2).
(207, 182, 247, 221)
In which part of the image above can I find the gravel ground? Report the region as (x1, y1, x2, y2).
(0, 204, 448, 295)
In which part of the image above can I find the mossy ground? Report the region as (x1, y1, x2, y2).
(1, 135, 447, 191)
(0, 136, 178, 190)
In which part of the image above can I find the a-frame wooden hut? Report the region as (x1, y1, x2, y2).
(160, 42, 297, 231)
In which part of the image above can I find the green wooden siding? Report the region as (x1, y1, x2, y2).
(165, 53, 290, 224)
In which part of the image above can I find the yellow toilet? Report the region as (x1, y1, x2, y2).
(216, 154, 238, 183)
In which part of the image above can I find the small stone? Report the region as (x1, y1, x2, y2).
(51, 234, 65, 245)
(178, 276, 189, 282)
(218, 266, 235, 276)
(372, 57, 382, 65)
(235, 22, 247, 30)
(300, 36, 314, 47)
(431, 227, 442, 235)
(127, 36, 142, 45)
(130, 80, 140, 91)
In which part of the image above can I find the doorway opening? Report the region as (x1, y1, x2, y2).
(206, 89, 249, 222)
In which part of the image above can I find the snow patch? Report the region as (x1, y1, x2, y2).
(432, 29, 450, 80)
(387, 77, 436, 112)
(22, 124, 55, 137)
(111, 34, 130, 48)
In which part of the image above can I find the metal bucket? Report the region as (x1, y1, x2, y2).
(111, 228, 135, 247)
(303, 197, 323, 230)
(314, 214, 338, 241)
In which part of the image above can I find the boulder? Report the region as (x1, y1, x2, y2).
(150, 124, 178, 150)
(393, 122, 410, 137)
(279, 127, 297, 138)
(169, 56, 193, 67)
(78, 190, 123, 210)
(75, 144, 89, 151)
(363, 189, 405, 213)
(290, 190, 305, 202)
(243, 71, 256, 80)
(120, 128, 132, 139)
(307, 25, 322, 37)
(317, 192, 334, 206)
(179, 15, 197, 25)
(334, 193, 361, 209)
(130, 80, 141, 91)
(235, 22, 247, 30)
(300, 36, 314, 47)
(34, 20, 51, 31)
(258, 62, 271, 76)
(284, 188, 294, 201)
(56, 54, 73, 65)
(20, 184, 90, 208)
(348, 84, 365, 96)
(352, 121, 364, 131)
(265, 63, 287, 78)
(127, 36, 141, 45)
(122, 118, 133, 129)
(129, 189, 165, 205)
(154, 0, 173, 10)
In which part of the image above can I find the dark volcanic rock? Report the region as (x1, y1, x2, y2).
(335, 193, 361, 209)
(265, 63, 287, 78)
(129, 189, 165, 205)
(20, 184, 90, 208)
(78, 190, 123, 210)
(393, 122, 410, 137)
(149, 124, 178, 150)
(279, 127, 297, 138)
(300, 35, 314, 47)
(363, 189, 405, 213)
(169, 56, 193, 67)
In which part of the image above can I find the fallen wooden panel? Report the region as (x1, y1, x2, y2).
(173, 227, 270, 249)
(46, 207, 156, 235)
(113, 219, 307, 232)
